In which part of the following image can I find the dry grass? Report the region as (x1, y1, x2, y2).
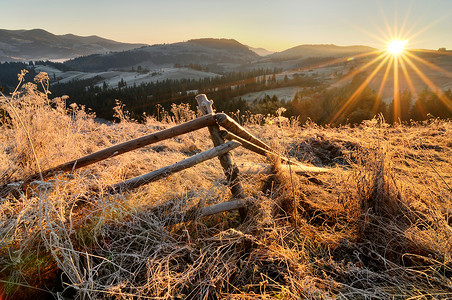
(1, 74, 452, 299)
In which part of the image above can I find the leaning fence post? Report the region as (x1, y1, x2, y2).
(195, 94, 248, 220)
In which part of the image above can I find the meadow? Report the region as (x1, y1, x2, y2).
(1, 72, 452, 299)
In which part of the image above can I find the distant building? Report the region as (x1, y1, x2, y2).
(438, 47, 446, 52)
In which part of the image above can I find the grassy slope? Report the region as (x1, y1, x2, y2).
(1, 79, 452, 299)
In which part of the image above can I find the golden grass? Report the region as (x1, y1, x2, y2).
(0, 74, 451, 299)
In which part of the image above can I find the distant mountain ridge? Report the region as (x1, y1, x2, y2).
(0, 28, 380, 73)
(64, 38, 261, 72)
(54, 39, 380, 73)
(269, 44, 377, 60)
(0, 28, 147, 61)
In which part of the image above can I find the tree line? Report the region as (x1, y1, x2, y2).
(284, 72, 452, 125)
(50, 68, 323, 120)
(2, 61, 451, 125)
(0, 62, 38, 93)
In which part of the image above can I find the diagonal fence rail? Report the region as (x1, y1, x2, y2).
(12, 94, 328, 222)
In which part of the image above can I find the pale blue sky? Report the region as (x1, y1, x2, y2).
(1, 0, 451, 51)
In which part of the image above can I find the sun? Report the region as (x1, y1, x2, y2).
(387, 39, 407, 55)
(325, 10, 452, 124)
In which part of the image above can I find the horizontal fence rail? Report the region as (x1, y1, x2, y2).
(109, 140, 241, 193)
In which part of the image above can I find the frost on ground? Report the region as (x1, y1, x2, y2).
(34, 64, 220, 88)
(0, 74, 452, 299)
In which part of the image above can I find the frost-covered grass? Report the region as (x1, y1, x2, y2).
(1, 73, 452, 299)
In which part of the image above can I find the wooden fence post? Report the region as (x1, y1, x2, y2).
(195, 94, 248, 220)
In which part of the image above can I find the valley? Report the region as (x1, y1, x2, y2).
(1, 29, 452, 125)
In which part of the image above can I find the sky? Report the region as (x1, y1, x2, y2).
(1, 0, 451, 51)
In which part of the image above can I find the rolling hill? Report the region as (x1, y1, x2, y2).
(0, 28, 147, 61)
(63, 38, 261, 72)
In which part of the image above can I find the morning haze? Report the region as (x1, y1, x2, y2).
(3, 0, 452, 51)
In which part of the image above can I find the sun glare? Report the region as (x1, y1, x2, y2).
(387, 39, 407, 55)
(327, 10, 452, 125)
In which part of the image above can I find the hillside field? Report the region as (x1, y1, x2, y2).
(1, 75, 452, 299)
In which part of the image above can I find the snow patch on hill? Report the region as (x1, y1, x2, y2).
(35, 65, 220, 88)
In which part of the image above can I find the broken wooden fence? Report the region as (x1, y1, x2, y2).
(18, 94, 328, 222)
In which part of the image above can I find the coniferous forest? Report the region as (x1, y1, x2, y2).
(50, 68, 452, 125)
(1, 60, 451, 125)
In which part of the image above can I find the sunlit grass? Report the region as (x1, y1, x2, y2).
(1, 71, 452, 299)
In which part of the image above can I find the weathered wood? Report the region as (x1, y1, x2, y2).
(220, 130, 330, 174)
(195, 94, 247, 220)
(219, 130, 293, 164)
(149, 198, 249, 226)
(196, 94, 214, 114)
(200, 198, 247, 217)
(237, 162, 329, 176)
(214, 113, 272, 152)
(23, 114, 217, 185)
(109, 140, 241, 193)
